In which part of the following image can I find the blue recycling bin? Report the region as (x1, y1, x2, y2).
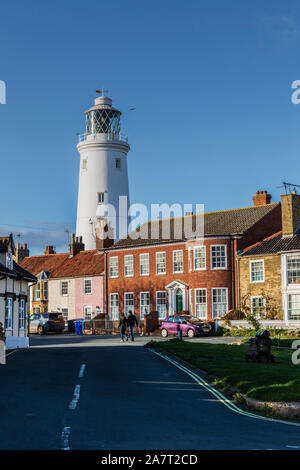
(74, 320, 81, 335)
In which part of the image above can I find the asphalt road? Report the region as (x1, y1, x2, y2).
(0, 334, 299, 450)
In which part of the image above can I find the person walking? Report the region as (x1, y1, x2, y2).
(127, 311, 138, 342)
(118, 313, 128, 342)
(177, 321, 183, 341)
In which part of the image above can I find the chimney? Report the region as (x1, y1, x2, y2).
(95, 219, 114, 249)
(13, 243, 30, 263)
(69, 233, 85, 256)
(281, 191, 300, 236)
(44, 245, 56, 255)
(252, 190, 272, 207)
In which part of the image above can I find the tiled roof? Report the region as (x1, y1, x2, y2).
(242, 231, 300, 256)
(19, 250, 104, 279)
(110, 203, 280, 249)
(0, 261, 37, 282)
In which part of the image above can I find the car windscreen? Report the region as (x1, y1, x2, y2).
(49, 313, 60, 320)
(181, 316, 201, 323)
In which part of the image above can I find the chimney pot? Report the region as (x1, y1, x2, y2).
(252, 190, 272, 207)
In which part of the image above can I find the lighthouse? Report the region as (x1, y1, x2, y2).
(76, 92, 130, 250)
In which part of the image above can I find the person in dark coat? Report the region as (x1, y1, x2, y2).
(118, 313, 128, 342)
(177, 321, 183, 341)
(127, 311, 138, 342)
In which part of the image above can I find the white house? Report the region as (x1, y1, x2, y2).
(0, 234, 36, 349)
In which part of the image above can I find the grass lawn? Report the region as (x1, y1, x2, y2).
(146, 339, 300, 402)
(241, 338, 300, 349)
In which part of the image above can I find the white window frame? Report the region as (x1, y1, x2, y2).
(139, 253, 149, 276)
(60, 280, 68, 296)
(33, 282, 41, 301)
(250, 296, 266, 318)
(195, 288, 207, 319)
(173, 250, 184, 274)
(250, 259, 265, 283)
(115, 158, 121, 169)
(140, 292, 150, 320)
(109, 293, 119, 320)
(109, 256, 119, 278)
(194, 246, 206, 271)
(5, 297, 13, 330)
(210, 245, 227, 270)
(156, 291, 167, 320)
(43, 281, 48, 301)
(287, 293, 300, 321)
(84, 278, 92, 295)
(156, 252, 166, 275)
(124, 292, 134, 316)
(124, 255, 134, 277)
(211, 287, 228, 319)
(19, 298, 25, 329)
(286, 254, 300, 286)
(83, 305, 92, 321)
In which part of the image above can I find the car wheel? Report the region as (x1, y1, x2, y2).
(37, 326, 45, 335)
(187, 329, 195, 338)
(161, 328, 168, 338)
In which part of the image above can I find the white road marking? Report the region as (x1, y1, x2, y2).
(150, 349, 300, 428)
(68, 385, 81, 410)
(287, 445, 300, 448)
(61, 426, 71, 450)
(78, 364, 86, 378)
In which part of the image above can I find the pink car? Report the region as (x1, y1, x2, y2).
(160, 315, 214, 338)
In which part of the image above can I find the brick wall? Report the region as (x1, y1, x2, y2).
(281, 193, 300, 236)
(238, 253, 282, 319)
(107, 239, 233, 321)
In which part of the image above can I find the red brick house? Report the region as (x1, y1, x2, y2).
(104, 191, 282, 323)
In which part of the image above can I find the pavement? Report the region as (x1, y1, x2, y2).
(0, 333, 299, 450)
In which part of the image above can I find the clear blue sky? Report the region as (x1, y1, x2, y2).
(1, 0, 300, 254)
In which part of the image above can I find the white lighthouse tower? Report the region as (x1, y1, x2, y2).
(76, 92, 130, 250)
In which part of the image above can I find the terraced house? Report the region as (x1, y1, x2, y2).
(105, 191, 282, 323)
(20, 235, 105, 322)
(238, 192, 300, 327)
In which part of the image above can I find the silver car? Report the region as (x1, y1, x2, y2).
(29, 312, 65, 335)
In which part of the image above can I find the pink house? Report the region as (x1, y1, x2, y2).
(75, 274, 104, 319)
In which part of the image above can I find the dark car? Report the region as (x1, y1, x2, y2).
(160, 315, 214, 338)
(29, 312, 65, 335)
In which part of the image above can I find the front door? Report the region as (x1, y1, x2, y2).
(176, 292, 183, 312)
